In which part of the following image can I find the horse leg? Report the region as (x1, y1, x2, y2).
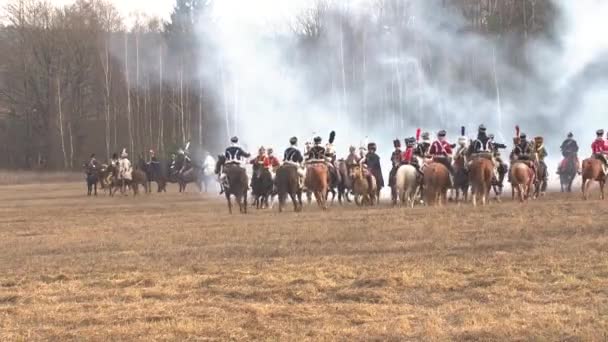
(601, 180, 605, 200)
(243, 193, 248, 214)
(94, 182, 97, 196)
(226, 194, 233, 214)
(582, 179, 589, 200)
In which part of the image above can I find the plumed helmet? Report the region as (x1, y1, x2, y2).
(567, 132, 573, 138)
(596, 129, 604, 136)
(478, 124, 486, 132)
(393, 139, 401, 148)
(289, 136, 298, 145)
(329, 131, 336, 144)
(438, 130, 447, 137)
(231, 136, 239, 143)
(314, 136, 322, 144)
(368, 142, 377, 151)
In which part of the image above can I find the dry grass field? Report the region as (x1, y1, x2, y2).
(1, 181, 607, 341)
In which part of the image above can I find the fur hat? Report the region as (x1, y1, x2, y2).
(393, 139, 401, 148)
(520, 133, 527, 139)
(368, 142, 377, 151)
(437, 130, 447, 137)
(314, 136, 322, 144)
(231, 136, 239, 143)
(406, 137, 416, 147)
(421, 132, 430, 141)
(567, 132, 573, 138)
(597, 129, 604, 136)
(329, 131, 336, 144)
(289, 137, 298, 145)
(478, 124, 486, 132)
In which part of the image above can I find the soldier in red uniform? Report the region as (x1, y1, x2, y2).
(591, 129, 608, 174)
(264, 148, 281, 172)
(402, 137, 422, 176)
(429, 130, 455, 185)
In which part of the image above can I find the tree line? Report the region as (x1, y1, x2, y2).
(0, 0, 554, 169)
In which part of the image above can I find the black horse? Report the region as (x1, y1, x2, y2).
(251, 167, 274, 209)
(559, 155, 578, 193)
(138, 157, 166, 193)
(275, 164, 303, 212)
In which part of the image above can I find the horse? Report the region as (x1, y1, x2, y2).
(336, 160, 352, 204)
(468, 157, 494, 207)
(394, 164, 420, 208)
(275, 164, 303, 212)
(423, 162, 450, 206)
(305, 162, 329, 210)
(581, 158, 606, 200)
(215, 155, 249, 214)
(251, 167, 274, 209)
(106, 164, 148, 196)
(559, 155, 578, 193)
(178, 165, 204, 192)
(83, 163, 99, 196)
(138, 157, 166, 193)
(326, 162, 341, 204)
(510, 161, 535, 202)
(452, 152, 469, 202)
(350, 164, 377, 206)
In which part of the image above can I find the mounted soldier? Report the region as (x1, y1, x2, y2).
(591, 129, 608, 175)
(388, 139, 402, 190)
(118, 148, 133, 194)
(306, 136, 329, 162)
(558, 132, 580, 175)
(402, 137, 422, 177)
(429, 130, 455, 186)
(532, 136, 549, 195)
(489, 133, 508, 194)
(414, 130, 431, 158)
(362, 142, 384, 192)
(220, 136, 251, 194)
(283, 136, 305, 188)
(345, 146, 360, 171)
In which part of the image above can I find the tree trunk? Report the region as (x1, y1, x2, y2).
(125, 33, 133, 154)
(57, 75, 67, 169)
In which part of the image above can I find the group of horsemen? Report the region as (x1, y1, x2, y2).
(85, 124, 608, 195)
(217, 124, 608, 196)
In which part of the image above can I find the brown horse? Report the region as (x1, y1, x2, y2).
(350, 164, 377, 206)
(581, 158, 606, 200)
(275, 164, 303, 212)
(510, 162, 535, 202)
(468, 157, 493, 206)
(305, 162, 329, 210)
(216, 155, 249, 214)
(423, 162, 450, 206)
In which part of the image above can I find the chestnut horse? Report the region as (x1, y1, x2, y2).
(350, 164, 377, 206)
(468, 157, 493, 206)
(581, 158, 606, 200)
(510, 162, 535, 202)
(305, 162, 329, 210)
(423, 162, 450, 206)
(215, 155, 249, 214)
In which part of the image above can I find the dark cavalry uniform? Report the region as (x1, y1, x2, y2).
(388, 148, 402, 188)
(225, 146, 251, 164)
(363, 152, 384, 189)
(307, 145, 328, 161)
(561, 138, 579, 158)
(414, 141, 431, 158)
(470, 132, 492, 155)
(284, 147, 304, 164)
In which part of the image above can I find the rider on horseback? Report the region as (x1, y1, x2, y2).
(402, 137, 422, 177)
(283, 137, 305, 188)
(389, 139, 402, 189)
(265, 148, 280, 173)
(533, 136, 549, 190)
(558, 132, 580, 175)
(489, 133, 508, 191)
(592, 129, 608, 175)
(346, 146, 360, 171)
(362, 142, 384, 190)
(306, 136, 329, 162)
(430, 130, 455, 186)
(118, 148, 132, 194)
(414, 131, 432, 158)
(220, 136, 251, 194)
(88, 153, 99, 170)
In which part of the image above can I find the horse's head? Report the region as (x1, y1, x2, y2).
(350, 164, 362, 179)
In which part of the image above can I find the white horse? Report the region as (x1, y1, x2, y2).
(395, 164, 421, 208)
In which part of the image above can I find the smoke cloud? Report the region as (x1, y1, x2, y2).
(196, 0, 608, 172)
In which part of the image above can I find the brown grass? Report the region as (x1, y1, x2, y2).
(0, 170, 81, 185)
(0, 182, 607, 340)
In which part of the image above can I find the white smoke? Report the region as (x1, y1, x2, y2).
(197, 0, 608, 175)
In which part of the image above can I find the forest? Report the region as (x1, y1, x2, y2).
(0, 0, 555, 169)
